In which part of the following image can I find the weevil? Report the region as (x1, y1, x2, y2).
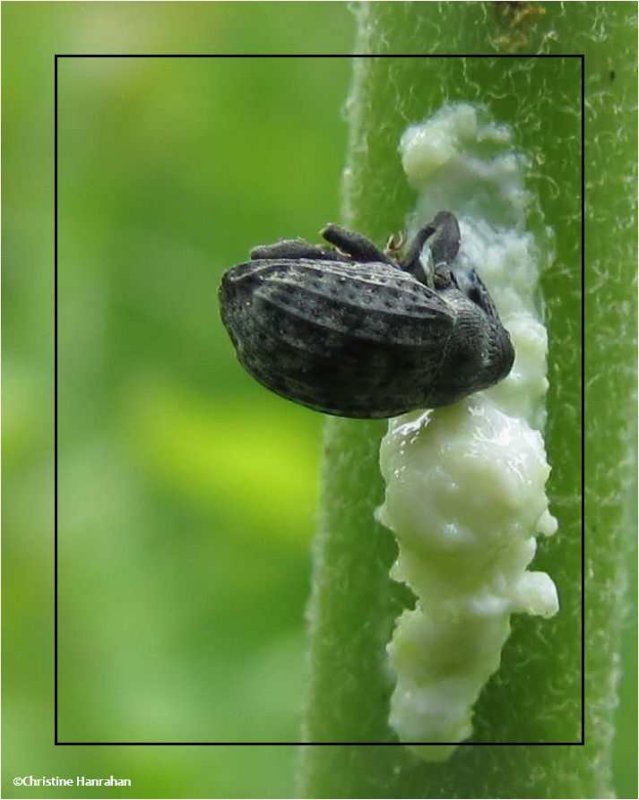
(218, 211, 514, 418)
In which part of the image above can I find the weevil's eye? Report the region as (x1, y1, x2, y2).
(457, 270, 499, 318)
(467, 286, 482, 305)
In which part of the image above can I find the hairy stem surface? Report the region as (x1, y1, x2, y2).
(299, 4, 636, 798)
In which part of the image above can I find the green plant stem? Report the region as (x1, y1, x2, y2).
(299, 3, 636, 798)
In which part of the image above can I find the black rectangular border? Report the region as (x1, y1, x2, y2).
(54, 52, 586, 748)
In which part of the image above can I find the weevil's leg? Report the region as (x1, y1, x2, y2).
(251, 239, 350, 262)
(401, 211, 461, 273)
(321, 224, 396, 265)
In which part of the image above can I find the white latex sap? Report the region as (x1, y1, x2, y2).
(377, 103, 558, 761)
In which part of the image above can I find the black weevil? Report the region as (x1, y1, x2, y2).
(219, 211, 514, 419)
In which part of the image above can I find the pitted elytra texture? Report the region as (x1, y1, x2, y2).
(219, 212, 514, 418)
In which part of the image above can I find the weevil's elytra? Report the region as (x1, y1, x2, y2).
(218, 212, 514, 418)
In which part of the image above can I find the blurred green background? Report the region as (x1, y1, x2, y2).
(4, 4, 636, 799)
(3, 2, 354, 797)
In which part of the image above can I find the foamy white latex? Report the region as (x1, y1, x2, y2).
(376, 103, 558, 762)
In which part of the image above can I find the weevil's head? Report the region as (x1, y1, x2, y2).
(452, 267, 500, 319)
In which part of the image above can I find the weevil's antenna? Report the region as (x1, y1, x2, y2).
(321, 224, 396, 265)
